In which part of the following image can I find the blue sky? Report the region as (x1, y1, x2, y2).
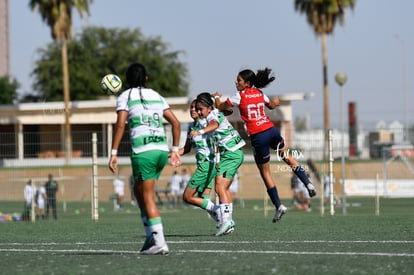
(9, 0, 413, 130)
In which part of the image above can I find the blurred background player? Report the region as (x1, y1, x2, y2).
(113, 174, 125, 210)
(129, 174, 137, 206)
(45, 174, 58, 220)
(290, 174, 300, 206)
(180, 168, 191, 199)
(291, 174, 312, 212)
(36, 182, 47, 220)
(166, 170, 182, 208)
(229, 172, 239, 203)
(23, 179, 35, 221)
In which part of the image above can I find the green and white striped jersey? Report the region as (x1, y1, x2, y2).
(205, 109, 246, 153)
(187, 119, 215, 163)
(116, 87, 169, 154)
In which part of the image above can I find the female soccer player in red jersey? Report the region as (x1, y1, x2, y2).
(212, 68, 316, 223)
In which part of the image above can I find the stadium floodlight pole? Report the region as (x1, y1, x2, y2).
(335, 72, 348, 215)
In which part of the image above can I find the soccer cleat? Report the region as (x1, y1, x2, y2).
(224, 226, 235, 235)
(306, 183, 317, 198)
(273, 204, 288, 223)
(215, 219, 235, 236)
(140, 244, 169, 255)
(140, 235, 155, 252)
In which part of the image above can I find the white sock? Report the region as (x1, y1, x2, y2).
(150, 223, 166, 247)
(220, 203, 231, 223)
(205, 200, 215, 211)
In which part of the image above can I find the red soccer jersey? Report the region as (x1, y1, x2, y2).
(226, 88, 274, 135)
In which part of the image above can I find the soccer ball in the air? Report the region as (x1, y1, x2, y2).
(101, 74, 122, 94)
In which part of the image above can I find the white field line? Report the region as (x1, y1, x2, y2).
(1, 240, 414, 246)
(0, 240, 413, 257)
(0, 248, 412, 257)
(176, 250, 414, 257)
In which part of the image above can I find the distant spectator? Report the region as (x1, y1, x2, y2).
(180, 168, 191, 196)
(36, 182, 47, 220)
(113, 175, 125, 210)
(290, 174, 300, 206)
(45, 174, 59, 220)
(129, 174, 137, 206)
(167, 170, 182, 207)
(23, 179, 35, 221)
(229, 172, 239, 201)
(24, 179, 34, 207)
(291, 174, 312, 211)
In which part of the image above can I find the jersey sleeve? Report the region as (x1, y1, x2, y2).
(206, 109, 220, 125)
(227, 92, 241, 107)
(116, 90, 129, 112)
(159, 94, 170, 111)
(263, 94, 270, 104)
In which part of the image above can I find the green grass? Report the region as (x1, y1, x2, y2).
(0, 198, 413, 274)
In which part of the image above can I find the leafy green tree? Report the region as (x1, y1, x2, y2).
(0, 76, 19, 104)
(30, 0, 93, 162)
(294, 0, 355, 155)
(31, 26, 188, 100)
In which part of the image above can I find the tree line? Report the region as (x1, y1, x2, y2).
(0, 26, 188, 105)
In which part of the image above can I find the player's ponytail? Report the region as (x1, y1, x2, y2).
(238, 67, 275, 89)
(126, 62, 148, 109)
(255, 67, 275, 89)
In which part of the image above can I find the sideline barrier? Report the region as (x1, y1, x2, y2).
(345, 179, 414, 198)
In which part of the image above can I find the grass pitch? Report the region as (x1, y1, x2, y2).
(0, 198, 413, 274)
